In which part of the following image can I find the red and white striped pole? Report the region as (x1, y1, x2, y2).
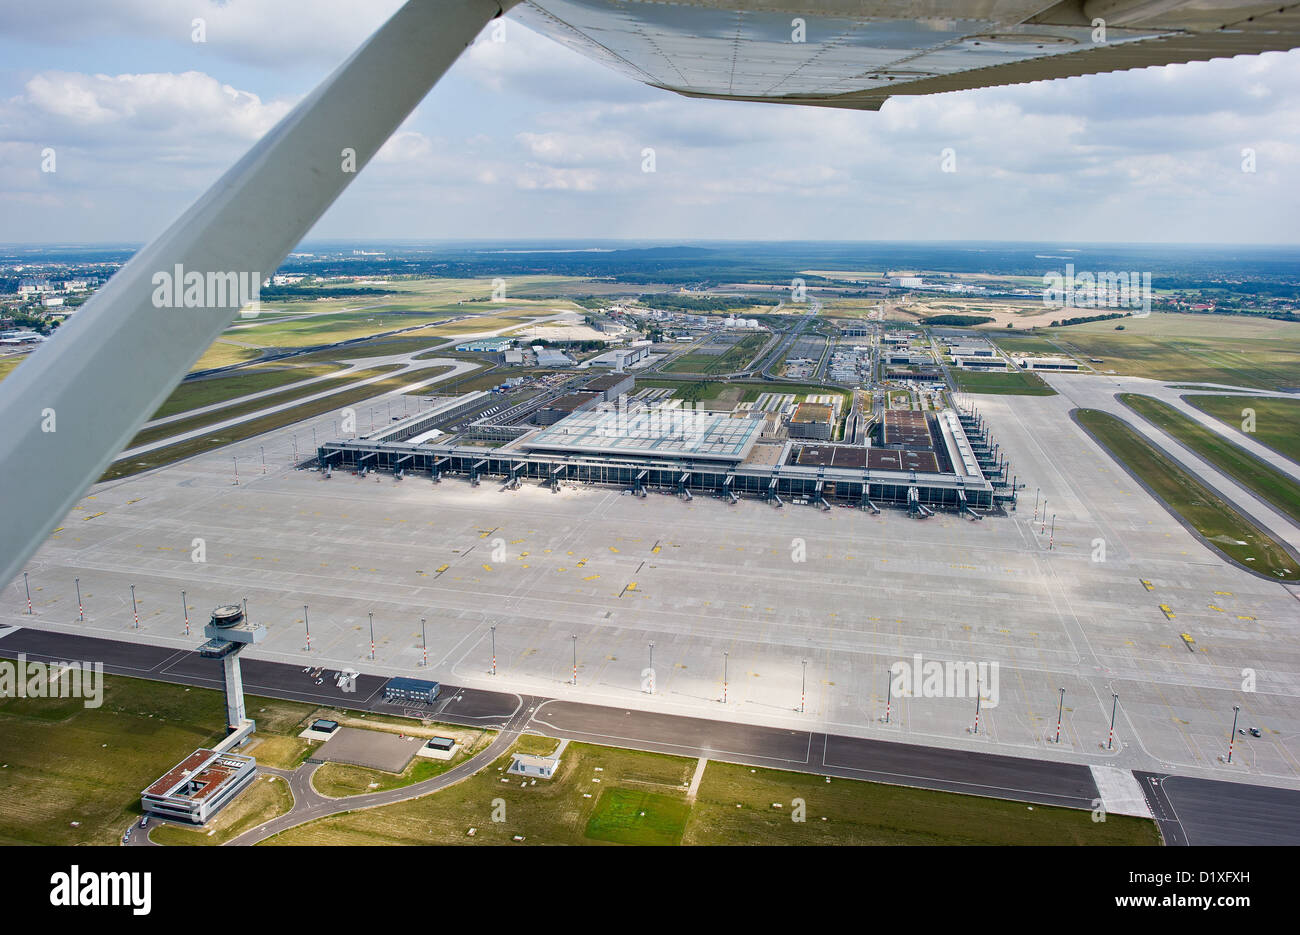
(885, 667, 892, 724)
(131, 584, 138, 628)
(722, 651, 728, 704)
(24, 572, 32, 614)
(490, 625, 496, 676)
(182, 590, 189, 636)
(972, 685, 981, 734)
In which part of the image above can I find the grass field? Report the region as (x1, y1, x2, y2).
(148, 774, 294, 846)
(952, 368, 1056, 395)
(1121, 394, 1300, 527)
(151, 363, 345, 420)
(0, 674, 316, 845)
(1076, 409, 1300, 580)
(262, 739, 1159, 846)
(663, 333, 768, 374)
(1182, 394, 1300, 467)
(681, 761, 1159, 845)
(990, 334, 1063, 355)
(125, 364, 405, 450)
(101, 364, 452, 480)
(1048, 313, 1300, 390)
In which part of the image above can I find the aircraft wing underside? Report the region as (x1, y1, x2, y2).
(513, 0, 1300, 109)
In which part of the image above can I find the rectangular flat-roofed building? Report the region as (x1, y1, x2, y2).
(581, 372, 634, 401)
(383, 677, 441, 705)
(533, 392, 602, 426)
(881, 410, 934, 449)
(522, 406, 763, 464)
(141, 749, 257, 825)
(788, 402, 833, 440)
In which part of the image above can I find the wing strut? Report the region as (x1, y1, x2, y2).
(0, 0, 507, 586)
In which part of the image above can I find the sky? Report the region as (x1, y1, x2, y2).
(1, 0, 1298, 246)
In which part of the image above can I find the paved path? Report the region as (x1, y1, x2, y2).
(228, 695, 533, 845)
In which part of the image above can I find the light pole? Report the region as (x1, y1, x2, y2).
(1049, 514, 1056, 551)
(722, 650, 728, 704)
(1033, 487, 1040, 523)
(369, 612, 375, 660)
(23, 572, 31, 614)
(75, 577, 83, 621)
(130, 584, 138, 628)
(181, 590, 189, 636)
(490, 625, 496, 676)
(571, 634, 577, 685)
(884, 665, 892, 724)
(800, 658, 807, 713)
(304, 604, 310, 652)
(260, 445, 265, 473)
(1108, 692, 1119, 750)
(1228, 704, 1241, 763)
(1055, 687, 1065, 743)
(1040, 499, 1047, 534)
(242, 597, 248, 622)
(233, 456, 239, 485)
(972, 677, 981, 734)
(421, 617, 427, 667)
(648, 640, 655, 695)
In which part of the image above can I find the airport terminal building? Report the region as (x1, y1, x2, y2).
(317, 392, 1011, 514)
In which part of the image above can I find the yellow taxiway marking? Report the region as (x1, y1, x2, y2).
(1140, 579, 1154, 591)
(626, 582, 637, 591)
(435, 564, 449, 573)
(1159, 604, 1175, 619)
(583, 574, 600, 581)
(1214, 590, 1233, 596)
(482, 564, 493, 572)
(83, 512, 104, 520)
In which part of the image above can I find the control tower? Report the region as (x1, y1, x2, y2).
(199, 604, 266, 749)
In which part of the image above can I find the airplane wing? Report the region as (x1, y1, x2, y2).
(514, 0, 1300, 110)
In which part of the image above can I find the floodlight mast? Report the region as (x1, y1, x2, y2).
(0, 0, 510, 589)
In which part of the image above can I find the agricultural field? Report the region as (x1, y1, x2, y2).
(1047, 313, 1300, 390)
(1121, 394, 1300, 527)
(952, 368, 1056, 395)
(1076, 409, 1300, 580)
(262, 740, 1158, 846)
(1183, 394, 1300, 467)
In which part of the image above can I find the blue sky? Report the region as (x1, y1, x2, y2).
(2, 0, 1298, 245)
